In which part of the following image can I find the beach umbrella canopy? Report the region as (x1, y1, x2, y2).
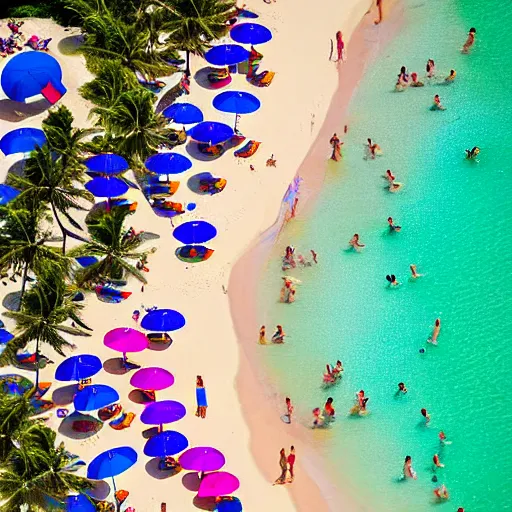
(143, 430, 189, 457)
(140, 400, 186, 426)
(130, 367, 175, 391)
(215, 499, 243, 512)
(85, 177, 129, 198)
(87, 446, 137, 480)
(173, 221, 217, 245)
(140, 309, 186, 332)
(75, 256, 98, 268)
(0, 184, 20, 205)
(66, 494, 96, 512)
(198, 472, 240, 498)
(0, 374, 33, 396)
(0, 128, 46, 156)
(104, 327, 148, 354)
(1, 52, 67, 103)
(55, 354, 102, 382)
(0, 329, 15, 344)
(189, 122, 234, 145)
(85, 154, 129, 175)
(205, 44, 250, 66)
(145, 153, 192, 175)
(74, 384, 119, 412)
(213, 91, 260, 115)
(179, 447, 226, 472)
(162, 103, 204, 124)
(230, 22, 272, 45)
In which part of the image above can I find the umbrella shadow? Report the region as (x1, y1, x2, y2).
(2, 291, 21, 311)
(145, 458, 182, 480)
(142, 426, 160, 439)
(185, 142, 223, 162)
(0, 98, 50, 122)
(148, 340, 173, 352)
(140, 231, 161, 242)
(192, 496, 217, 511)
(58, 412, 103, 440)
(193, 67, 220, 90)
(85, 479, 111, 501)
(57, 34, 84, 55)
(8, 159, 27, 178)
(103, 357, 130, 375)
(128, 389, 155, 405)
(182, 472, 201, 492)
(52, 384, 78, 405)
(187, 172, 214, 195)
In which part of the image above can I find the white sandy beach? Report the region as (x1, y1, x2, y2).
(0, 0, 391, 510)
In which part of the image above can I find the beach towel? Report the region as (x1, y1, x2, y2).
(41, 82, 64, 104)
(196, 387, 208, 407)
(234, 140, 260, 158)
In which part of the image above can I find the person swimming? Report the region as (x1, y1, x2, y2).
(323, 364, 336, 384)
(433, 453, 444, 469)
(465, 146, 480, 159)
(384, 169, 396, 183)
(410, 72, 424, 87)
(434, 484, 449, 500)
(409, 264, 422, 279)
(386, 274, 400, 286)
(332, 360, 344, 377)
(439, 431, 452, 445)
(349, 233, 365, 251)
(426, 59, 435, 78)
(445, 69, 456, 82)
(398, 382, 408, 394)
(387, 216, 401, 232)
(395, 65, 409, 91)
(462, 27, 476, 53)
(403, 455, 417, 479)
(310, 249, 318, 264)
(282, 246, 296, 270)
(432, 94, 446, 110)
(350, 390, 369, 415)
(428, 318, 441, 345)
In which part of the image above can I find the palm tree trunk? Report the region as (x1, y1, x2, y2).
(18, 262, 29, 311)
(35, 335, 40, 391)
(186, 50, 190, 76)
(51, 202, 67, 255)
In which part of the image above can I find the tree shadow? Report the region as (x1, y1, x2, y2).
(187, 172, 214, 194)
(103, 357, 130, 375)
(145, 458, 182, 480)
(140, 231, 161, 242)
(182, 472, 201, 492)
(2, 291, 21, 311)
(0, 98, 50, 122)
(128, 389, 155, 405)
(57, 34, 84, 55)
(58, 412, 103, 440)
(192, 496, 217, 511)
(52, 384, 78, 405)
(84, 479, 111, 501)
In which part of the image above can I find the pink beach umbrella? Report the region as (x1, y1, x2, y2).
(129, 367, 175, 398)
(104, 327, 148, 357)
(179, 447, 226, 473)
(197, 471, 240, 498)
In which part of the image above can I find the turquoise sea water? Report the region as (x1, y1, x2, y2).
(258, 0, 512, 510)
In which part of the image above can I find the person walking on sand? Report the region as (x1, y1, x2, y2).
(286, 446, 296, 483)
(259, 325, 267, 344)
(273, 448, 289, 485)
(336, 31, 345, 62)
(195, 376, 208, 419)
(462, 27, 476, 53)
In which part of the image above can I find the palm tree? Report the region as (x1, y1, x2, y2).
(7, 146, 93, 254)
(0, 271, 91, 389)
(156, 0, 236, 74)
(0, 424, 92, 511)
(90, 87, 172, 161)
(68, 207, 152, 288)
(0, 207, 69, 306)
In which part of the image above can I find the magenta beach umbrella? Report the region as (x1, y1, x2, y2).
(103, 327, 148, 361)
(179, 447, 226, 472)
(198, 471, 240, 498)
(130, 367, 175, 391)
(140, 400, 186, 431)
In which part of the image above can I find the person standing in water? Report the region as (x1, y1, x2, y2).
(310, 249, 318, 264)
(366, 138, 382, 159)
(259, 325, 267, 344)
(410, 264, 422, 279)
(433, 453, 445, 469)
(397, 382, 408, 394)
(272, 325, 286, 343)
(432, 94, 446, 110)
(403, 456, 417, 479)
(428, 318, 441, 344)
(349, 233, 365, 251)
(285, 397, 294, 423)
(426, 59, 436, 78)
(421, 408, 431, 425)
(329, 133, 343, 161)
(387, 217, 401, 232)
(462, 27, 476, 53)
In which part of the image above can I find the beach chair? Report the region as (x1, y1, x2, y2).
(146, 332, 173, 345)
(198, 143, 225, 157)
(72, 419, 102, 434)
(98, 403, 122, 421)
(207, 68, 232, 88)
(158, 456, 181, 472)
(176, 245, 214, 263)
(109, 411, 136, 430)
(78, 378, 92, 391)
(168, 128, 187, 146)
(234, 140, 260, 158)
(251, 71, 275, 87)
(199, 178, 227, 195)
(247, 46, 263, 79)
(37, 38, 52, 51)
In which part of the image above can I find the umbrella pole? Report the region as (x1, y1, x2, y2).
(234, 114, 239, 133)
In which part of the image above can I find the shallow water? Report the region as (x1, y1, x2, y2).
(258, 0, 512, 510)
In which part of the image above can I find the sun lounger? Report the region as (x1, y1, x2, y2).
(146, 182, 180, 197)
(168, 128, 187, 146)
(234, 140, 260, 158)
(176, 245, 214, 263)
(208, 68, 232, 88)
(158, 456, 181, 472)
(109, 411, 136, 430)
(198, 143, 225, 157)
(78, 378, 92, 391)
(199, 178, 227, 195)
(72, 419, 102, 434)
(98, 403, 122, 422)
(251, 71, 275, 87)
(146, 332, 173, 345)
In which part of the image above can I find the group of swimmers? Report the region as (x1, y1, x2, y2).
(282, 245, 318, 271)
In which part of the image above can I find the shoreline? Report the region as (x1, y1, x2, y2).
(229, 1, 404, 510)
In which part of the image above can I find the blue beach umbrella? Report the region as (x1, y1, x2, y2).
(230, 22, 272, 45)
(213, 91, 260, 114)
(75, 256, 99, 268)
(0, 128, 46, 155)
(1, 52, 67, 103)
(85, 154, 129, 175)
(66, 494, 96, 512)
(140, 309, 186, 332)
(74, 384, 119, 412)
(85, 177, 129, 198)
(0, 330, 14, 344)
(140, 400, 187, 427)
(0, 184, 20, 205)
(87, 446, 137, 493)
(215, 499, 243, 512)
(189, 122, 234, 145)
(205, 44, 250, 66)
(55, 354, 102, 382)
(173, 220, 217, 244)
(145, 153, 192, 175)
(143, 430, 189, 457)
(162, 103, 204, 124)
